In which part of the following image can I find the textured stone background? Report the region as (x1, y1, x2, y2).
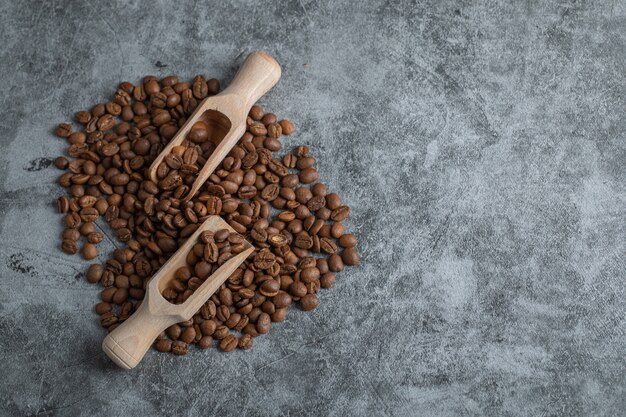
(1, 0, 625, 416)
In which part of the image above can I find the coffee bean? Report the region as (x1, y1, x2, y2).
(272, 292, 292, 309)
(299, 167, 319, 184)
(331, 222, 344, 239)
(271, 307, 288, 322)
(97, 114, 115, 131)
(188, 121, 209, 143)
(325, 193, 342, 210)
(75, 111, 91, 124)
(260, 279, 280, 297)
(331, 206, 350, 222)
(200, 319, 217, 336)
(328, 254, 344, 272)
(62, 228, 80, 241)
(95, 302, 112, 315)
(256, 312, 271, 334)
(300, 294, 319, 311)
(320, 237, 337, 254)
(166, 324, 182, 340)
(155, 339, 173, 352)
(214, 325, 230, 340)
(279, 119, 295, 135)
(296, 156, 316, 170)
(64, 212, 81, 229)
(192, 75, 208, 99)
(112, 288, 128, 304)
(238, 333, 253, 350)
(80, 207, 99, 222)
(180, 326, 196, 343)
(342, 247, 360, 266)
(295, 232, 313, 249)
(61, 239, 78, 254)
(254, 248, 276, 270)
(320, 273, 336, 288)
(198, 335, 213, 349)
(100, 312, 118, 327)
(219, 334, 238, 352)
(55, 123, 72, 138)
(172, 341, 189, 355)
(339, 234, 357, 248)
(86, 264, 104, 283)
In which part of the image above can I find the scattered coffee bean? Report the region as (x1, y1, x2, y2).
(86, 264, 104, 283)
(300, 294, 319, 311)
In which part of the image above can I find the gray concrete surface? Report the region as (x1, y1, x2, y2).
(0, 0, 625, 416)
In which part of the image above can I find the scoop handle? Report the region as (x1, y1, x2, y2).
(221, 51, 281, 109)
(102, 297, 175, 369)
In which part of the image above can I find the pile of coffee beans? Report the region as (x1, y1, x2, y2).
(54, 72, 360, 354)
(156, 120, 214, 193)
(162, 228, 248, 305)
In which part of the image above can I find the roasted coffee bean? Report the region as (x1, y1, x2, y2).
(328, 254, 345, 272)
(300, 294, 319, 311)
(295, 232, 313, 249)
(254, 248, 276, 270)
(86, 264, 104, 283)
(299, 167, 319, 184)
(82, 243, 98, 260)
(55, 156, 69, 169)
(198, 335, 213, 349)
(166, 324, 182, 340)
(189, 121, 209, 143)
(57, 196, 70, 213)
(279, 119, 295, 135)
(219, 335, 238, 352)
(214, 325, 230, 340)
(289, 281, 308, 298)
(336, 233, 356, 248)
(238, 333, 253, 350)
(63, 228, 80, 242)
(256, 313, 271, 334)
(342, 247, 360, 266)
(260, 279, 280, 297)
(320, 237, 337, 254)
(155, 339, 173, 352)
(180, 326, 196, 343)
(172, 341, 189, 355)
(272, 292, 292, 309)
(75, 111, 91, 124)
(331, 205, 350, 222)
(200, 319, 217, 336)
(320, 272, 336, 288)
(331, 222, 344, 239)
(95, 302, 112, 315)
(64, 212, 81, 228)
(55, 123, 72, 138)
(301, 267, 320, 283)
(61, 239, 78, 254)
(325, 193, 342, 210)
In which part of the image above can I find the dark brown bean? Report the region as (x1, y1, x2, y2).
(300, 294, 319, 311)
(219, 335, 238, 352)
(156, 339, 173, 352)
(342, 247, 361, 266)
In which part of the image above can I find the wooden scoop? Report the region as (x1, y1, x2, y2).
(102, 215, 254, 369)
(147, 51, 281, 200)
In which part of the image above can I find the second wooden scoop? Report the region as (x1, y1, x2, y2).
(102, 216, 254, 369)
(147, 51, 281, 200)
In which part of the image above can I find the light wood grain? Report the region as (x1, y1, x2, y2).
(147, 51, 281, 201)
(102, 216, 254, 369)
